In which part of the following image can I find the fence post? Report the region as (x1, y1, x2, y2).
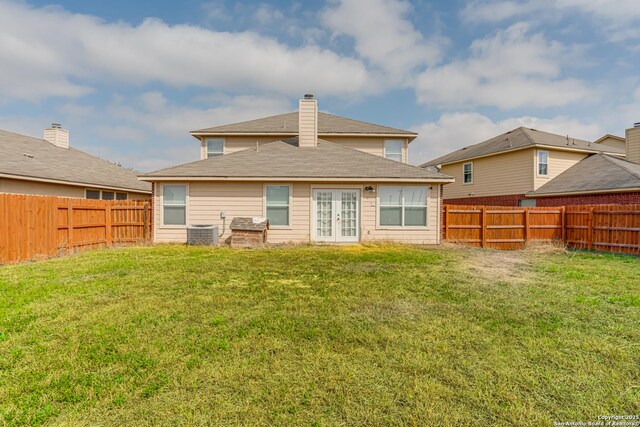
(524, 208, 530, 243)
(480, 206, 486, 248)
(587, 207, 594, 250)
(560, 206, 566, 242)
(67, 200, 74, 253)
(143, 201, 150, 241)
(105, 204, 112, 246)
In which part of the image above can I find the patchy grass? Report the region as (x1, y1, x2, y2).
(0, 244, 639, 426)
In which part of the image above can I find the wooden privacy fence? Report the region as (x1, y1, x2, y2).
(1, 193, 150, 264)
(444, 204, 640, 254)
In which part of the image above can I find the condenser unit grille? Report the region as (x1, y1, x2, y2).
(187, 225, 219, 245)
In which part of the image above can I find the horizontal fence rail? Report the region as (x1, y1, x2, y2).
(1, 193, 150, 264)
(444, 204, 640, 254)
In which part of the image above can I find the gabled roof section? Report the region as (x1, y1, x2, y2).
(421, 127, 625, 167)
(140, 139, 451, 181)
(191, 112, 417, 138)
(593, 134, 625, 144)
(528, 154, 640, 197)
(0, 129, 151, 193)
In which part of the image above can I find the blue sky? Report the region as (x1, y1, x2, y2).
(1, 0, 639, 171)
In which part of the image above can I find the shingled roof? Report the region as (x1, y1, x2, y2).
(528, 154, 640, 197)
(421, 127, 625, 167)
(192, 112, 417, 138)
(141, 139, 451, 181)
(0, 129, 151, 193)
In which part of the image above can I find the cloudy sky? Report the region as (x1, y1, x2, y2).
(1, 0, 639, 171)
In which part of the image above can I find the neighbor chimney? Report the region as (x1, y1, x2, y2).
(44, 123, 69, 149)
(625, 122, 640, 164)
(298, 94, 318, 148)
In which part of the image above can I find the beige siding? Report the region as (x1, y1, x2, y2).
(595, 136, 626, 151)
(0, 178, 149, 200)
(153, 181, 441, 244)
(199, 136, 409, 162)
(533, 149, 588, 190)
(298, 99, 318, 148)
(626, 127, 640, 164)
(440, 149, 535, 199)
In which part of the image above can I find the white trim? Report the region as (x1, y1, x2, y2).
(527, 187, 640, 198)
(160, 183, 189, 229)
(537, 149, 549, 177)
(263, 184, 292, 229)
(0, 172, 151, 194)
(190, 132, 417, 140)
(140, 176, 454, 183)
(376, 185, 429, 230)
(462, 162, 473, 185)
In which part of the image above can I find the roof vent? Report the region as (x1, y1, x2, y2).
(634, 122, 640, 128)
(304, 94, 314, 100)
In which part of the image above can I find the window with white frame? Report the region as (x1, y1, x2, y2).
(384, 139, 403, 162)
(86, 190, 101, 200)
(85, 189, 128, 200)
(379, 186, 428, 227)
(163, 185, 187, 226)
(538, 150, 549, 176)
(265, 185, 290, 226)
(463, 162, 473, 184)
(206, 138, 224, 158)
(101, 191, 115, 200)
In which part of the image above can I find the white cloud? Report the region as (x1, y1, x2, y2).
(321, 0, 444, 85)
(460, 1, 540, 24)
(415, 23, 594, 110)
(409, 112, 604, 165)
(0, 1, 374, 102)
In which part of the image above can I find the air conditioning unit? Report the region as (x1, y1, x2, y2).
(187, 225, 219, 245)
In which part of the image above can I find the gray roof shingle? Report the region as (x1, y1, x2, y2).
(528, 154, 640, 196)
(0, 129, 151, 193)
(192, 112, 417, 137)
(421, 127, 625, 167)
(141, 139, 451, 181)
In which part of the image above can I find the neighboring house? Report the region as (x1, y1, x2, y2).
(526, 124, 640, 205)
(139, 95, 454, 244)
(0, 125, 151, 200)
(421, 127, 625, 206)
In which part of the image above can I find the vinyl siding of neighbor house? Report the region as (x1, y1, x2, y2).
(200, 136, 409, 162)
(627, 127, 640, 165)
(533, 149, 588, 190)
(0, 178, 149, 199)
(154, 181, 441, 244)
(440, 149, 535, 199)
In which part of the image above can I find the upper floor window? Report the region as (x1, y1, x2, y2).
(538, 150, 549, 176)
(206, 138, 224, 158)
(384, 140, 403, 162)
(463, 162, 473, 184)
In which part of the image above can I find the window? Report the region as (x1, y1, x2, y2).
(265, 185, 290, 226)
(384, 139, 403, 162)
(538, 150, 548, 176)
(463, 162, 473, 184)
(206, 138, 224, 158)
(519, 199, 536, 207)
(163, 185, 187, 226)
(86, 190, 100, 200)
(116, 192, 128, 200)
(379, 186, 428, 227)
(101, 191, 115, 200)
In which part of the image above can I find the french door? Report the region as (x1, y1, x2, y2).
(313, 189, 360, 242)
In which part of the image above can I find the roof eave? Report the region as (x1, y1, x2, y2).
(139, 176, 454, 183)
(190, 131, 417, 139)
(0, 172, 151, 194)
(527, 187, 640, 198)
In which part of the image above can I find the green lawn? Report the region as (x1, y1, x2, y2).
(1, 244, 639, 426)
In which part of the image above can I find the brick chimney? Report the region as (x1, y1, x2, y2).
(44, 123, 69, 149)
(626, 122, 640, 164)
(298, 94, 318, 148)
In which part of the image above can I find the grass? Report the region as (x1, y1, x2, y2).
(0, 243, 639, 426)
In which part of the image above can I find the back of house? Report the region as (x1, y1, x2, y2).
(140, 95, 453, 245)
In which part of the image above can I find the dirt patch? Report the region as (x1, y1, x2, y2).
(462, 248, 532, 283)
